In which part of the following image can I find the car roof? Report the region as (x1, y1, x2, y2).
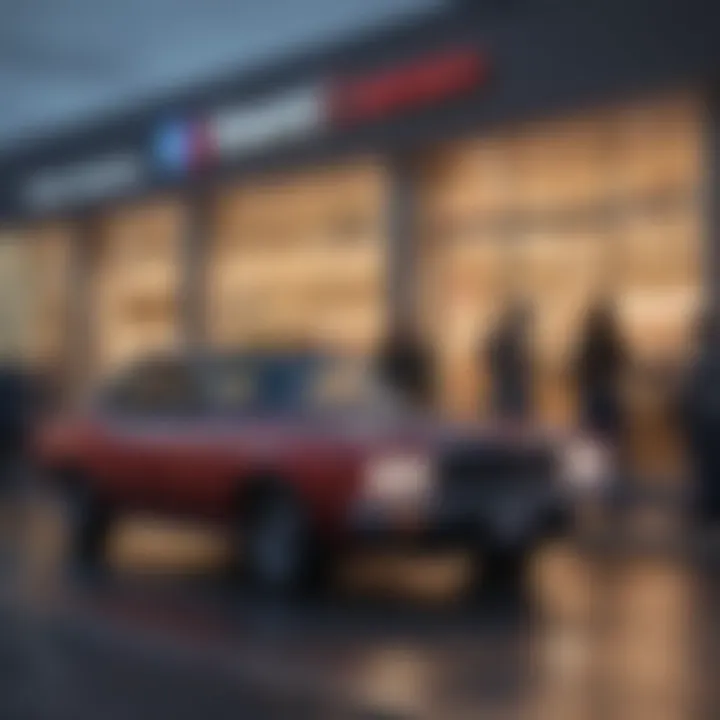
(120, 347, 332, 372)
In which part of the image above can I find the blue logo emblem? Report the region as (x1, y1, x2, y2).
(153, 120, 193, 173)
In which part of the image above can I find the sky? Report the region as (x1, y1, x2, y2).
(0, 0, 445, 149)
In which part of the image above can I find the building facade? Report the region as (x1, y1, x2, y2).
(1, 0, 719, 476)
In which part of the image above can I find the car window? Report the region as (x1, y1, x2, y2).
(204, 354, 317, 414)
(204, 360, 260, 412)
(202, 352, 404, 416)
(105, 359, 200, 416)
(307, 359, 370, 408)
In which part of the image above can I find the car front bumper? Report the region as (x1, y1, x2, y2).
(348, 487, 572, 550)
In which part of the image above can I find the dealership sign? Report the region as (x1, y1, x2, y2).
(23, 153, 144, 212)
(329, 48, 488, 124)
(153, 119, 211, 174)
(211, 85, 322, 157)
(20, 47, 486, 212)
(150, 47, 486, 173)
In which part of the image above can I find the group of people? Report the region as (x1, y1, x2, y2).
(376, 299, 720, 524)
(376, 298, 627, 435)
(484, 299, 627, 444)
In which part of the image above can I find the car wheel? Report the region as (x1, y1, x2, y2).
(66, 482, 113, 571)
(244, 492, 329, 596)
(472, 544, 533, 594)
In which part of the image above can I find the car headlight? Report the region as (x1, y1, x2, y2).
(560, 438, 612, 492)
(361, 453, 435, 507)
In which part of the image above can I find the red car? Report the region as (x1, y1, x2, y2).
(36, 351, 607, 593)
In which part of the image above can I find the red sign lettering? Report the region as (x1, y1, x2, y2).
(329, 48, 488, 125)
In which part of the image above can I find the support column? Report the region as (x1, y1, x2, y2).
(387, 154, 419, 330)
(180, 189, 211, 350)
(67, 213, 98, 399)
(705, 85, 720, 314)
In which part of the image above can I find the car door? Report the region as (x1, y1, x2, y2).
(90, 357, 206, 510)
(87, 360, 164, 506)
(180, 354, 267, 515)
(144, 357, 225, 514)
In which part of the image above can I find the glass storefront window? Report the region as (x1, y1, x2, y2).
(418, 91, 703, 455)
(0, 229, 33, 363)
(208, 161, 387, 354)
(28, 223, 74, 377)
(93, 199, 183, 376)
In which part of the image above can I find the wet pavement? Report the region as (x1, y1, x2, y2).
(0, 491, 719, 719)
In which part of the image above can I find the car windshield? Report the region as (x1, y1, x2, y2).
(205, 352, 400, 415)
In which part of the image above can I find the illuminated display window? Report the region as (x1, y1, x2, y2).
(27, 223, 74, 372)
(0, 229, 33, 362)
(93, 199, 184, 376)
(418, 92, 703, 448)
(208, 161, 388, 354)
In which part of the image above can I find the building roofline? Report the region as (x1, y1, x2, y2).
(0, 3, 464, 167)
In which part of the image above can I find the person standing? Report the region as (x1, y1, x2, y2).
(680, 309, 720, 524)
(375, 320, 435, 411)
(484, 300, 534, 423)
(573, 298, 627, 447)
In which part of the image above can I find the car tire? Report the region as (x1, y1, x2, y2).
(472, 544, 533, 594)
(243, 491, 331, 597)
(66, 482, 114, 572)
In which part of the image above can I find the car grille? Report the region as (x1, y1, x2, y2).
(439, 443, 556, 497)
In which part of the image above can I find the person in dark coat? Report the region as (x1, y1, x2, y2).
(375, 320, 435, 410)
(680, 308, 720, 523)
(484, 300, 534, 422)
(574, 298, 627, 447)
(0, 361, 40, 491)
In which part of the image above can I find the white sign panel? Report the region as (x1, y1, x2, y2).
(24, 153, 144, 212)
(209, 85, 322, 157)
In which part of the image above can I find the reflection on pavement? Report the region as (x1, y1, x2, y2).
(1, 491, 719, 719)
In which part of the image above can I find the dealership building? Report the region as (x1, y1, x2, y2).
(0, 0, 718, 476)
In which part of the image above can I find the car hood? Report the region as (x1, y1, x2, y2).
(308, 409, 566, 455)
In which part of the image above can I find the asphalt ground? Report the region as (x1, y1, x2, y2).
(0, 484, 718, 719)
